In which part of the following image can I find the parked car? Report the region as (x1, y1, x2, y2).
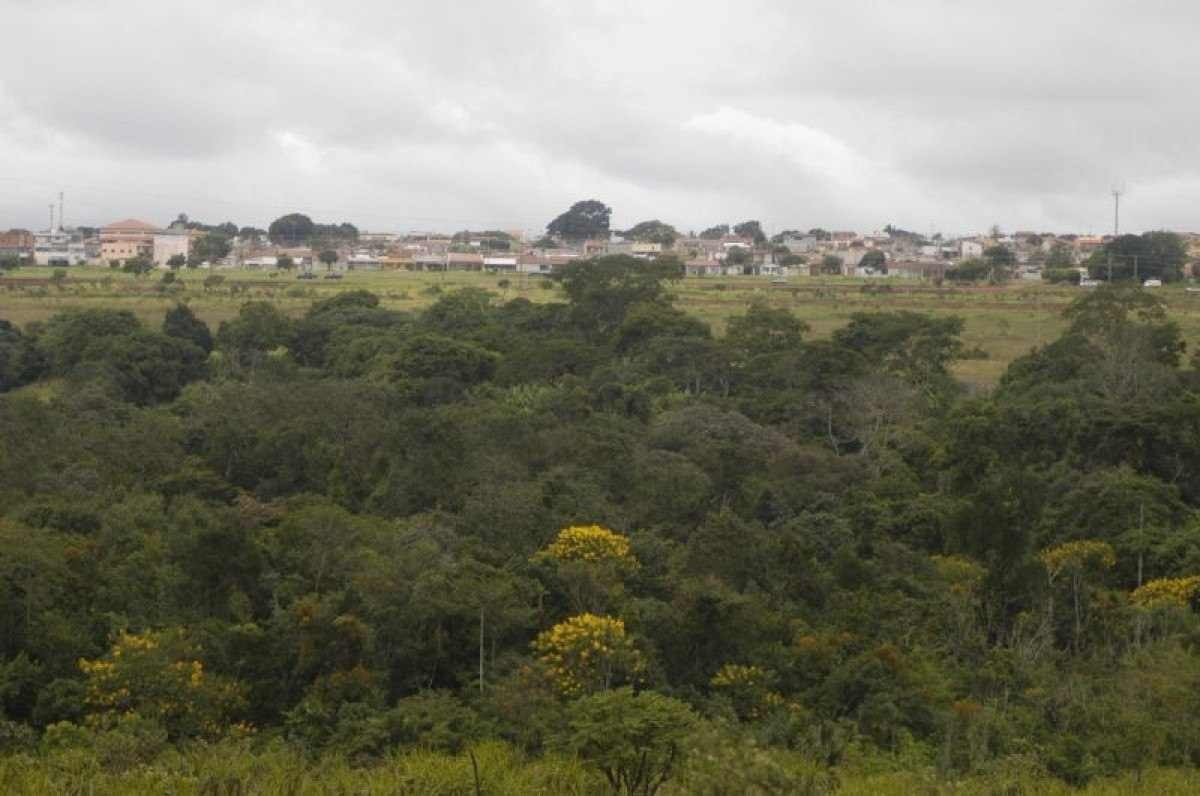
(297, 272, 316, 279)
(323, 272, 343, 280)
(1143, 278, 1162, 288)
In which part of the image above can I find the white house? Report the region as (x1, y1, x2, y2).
(960, 240, 984, 258)
(152, 232, 190, 266)
(33, 228, 88, 265)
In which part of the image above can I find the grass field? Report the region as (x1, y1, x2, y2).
(5, 265, 1200, 386)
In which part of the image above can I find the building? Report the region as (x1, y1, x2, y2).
(346, 252, 382, 270)
(959, 240, 984, 258)
(0, 230, 34, 260)
(152, 231, 190, 266)
(483, 256, 518, 272)
(100, 219, 160, 262)
(33, 227, 89, 265)
(781, 235, 817, 254)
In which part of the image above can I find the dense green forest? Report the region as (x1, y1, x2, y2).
(2, 255, 1200, 793)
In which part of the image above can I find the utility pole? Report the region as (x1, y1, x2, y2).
(48, 204, 54, 232)
(59, 192, 64, 230)
(1112, 188, 1122, 236)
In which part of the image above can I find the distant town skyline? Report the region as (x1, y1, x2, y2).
(2, 2, 1198, 235)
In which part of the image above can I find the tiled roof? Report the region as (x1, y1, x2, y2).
(102, 219, 161, 232)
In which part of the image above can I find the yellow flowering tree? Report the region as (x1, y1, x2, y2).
(1130, 575, 1200, 645)
(931, 555, 987, 657)
(1132, 575, 1200, 609)
(77, 629, 246, 740)
(1038, 540, 1116, 651)
(532, 613, 643, 696)
(534, 525, 638, 612)
(710, 664, 784, 720)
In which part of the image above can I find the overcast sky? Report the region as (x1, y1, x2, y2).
(1, 0, 1195, 237)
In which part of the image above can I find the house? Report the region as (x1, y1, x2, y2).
(100, 219, 160, 261)
(346, 252, 382, 271)
(483, 256, 517, 272)
(889, 260, 948, 280)
(684, 259, 724, 277)
(959, 240, 984, 258)
(781, 235, 817, 253)
(152, 231, 190, 266)
(447, 252, 484, 271)
(517, 254, 575, 274)
(0, 230, 33, 260)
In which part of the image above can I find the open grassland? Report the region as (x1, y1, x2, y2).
(5, 265, 1200, 386)
(0, 742, 1198, 795)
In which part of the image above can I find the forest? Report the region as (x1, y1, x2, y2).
(1, 255, 1200, 793)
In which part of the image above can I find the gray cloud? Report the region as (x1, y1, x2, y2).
(0, 0, 1195, 235)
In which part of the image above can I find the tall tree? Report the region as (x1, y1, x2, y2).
(268, 213, 316, 245)
(547, 200, 612, 242)
(733, 220, 767, 246)
(621, 220, 678, 247)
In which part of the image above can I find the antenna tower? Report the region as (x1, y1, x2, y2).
(1111, 182, 1125, 236)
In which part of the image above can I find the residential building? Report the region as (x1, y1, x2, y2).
(0, 230, 34, 260)
(346, 252, 382, 270)
(960, 240, 984, 258)
(483, 256, 517, 272)
(152, 231, 190, 266)
(781, 235, 817, 253)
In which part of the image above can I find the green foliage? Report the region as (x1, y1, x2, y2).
(1087, 231, 1188, 282)
(552, 687, 696, 795)
(547, 199, 612, 242)
(622, 220, 678, 247)
(4, 259, 1200, 789)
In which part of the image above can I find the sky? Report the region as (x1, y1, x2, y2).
(0, 0, 1196, 237)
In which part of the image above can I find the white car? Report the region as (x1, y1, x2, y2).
(1143, 278, 1162, 288)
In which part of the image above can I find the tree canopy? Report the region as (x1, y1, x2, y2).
(547, 200, 612, 242)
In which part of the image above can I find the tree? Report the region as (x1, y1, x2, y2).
(1040, 540, 1117, 651)
(945, 258, 990, 282)
(547, 200, 612, 242)
(77, 629, 246, 740)
(1088, 232, 1188, 283)
(319, 249, 338, 272)
(983, 245, 1016, 281)
(276, 254, 295, 271)
(534, 525, 639, 612)
(533, 614, 643, 696)
(1046, 241, 1075, 269)
(733, 220, 767, 246)
(166, 254, 186, 270)
(555, 255, 682, 337)
(621, 220, 678, 247)
(551, 687, 696, 796)
(700, 224, 730, 240)
(820, 254, 843, 275)
(0, 255, 22, 272)
(163, 303, 214, 353)
(0, 320, 45, 392)
(268, 213, 316, 245)
(215, 301, 294, 370)
(859, 249, 887, 273)
(191, 233, 232, 264)
(121, 256, 154, 276)
(724, 247, 752, 269)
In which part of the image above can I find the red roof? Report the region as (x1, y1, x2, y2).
(102, 218, 161, 232)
